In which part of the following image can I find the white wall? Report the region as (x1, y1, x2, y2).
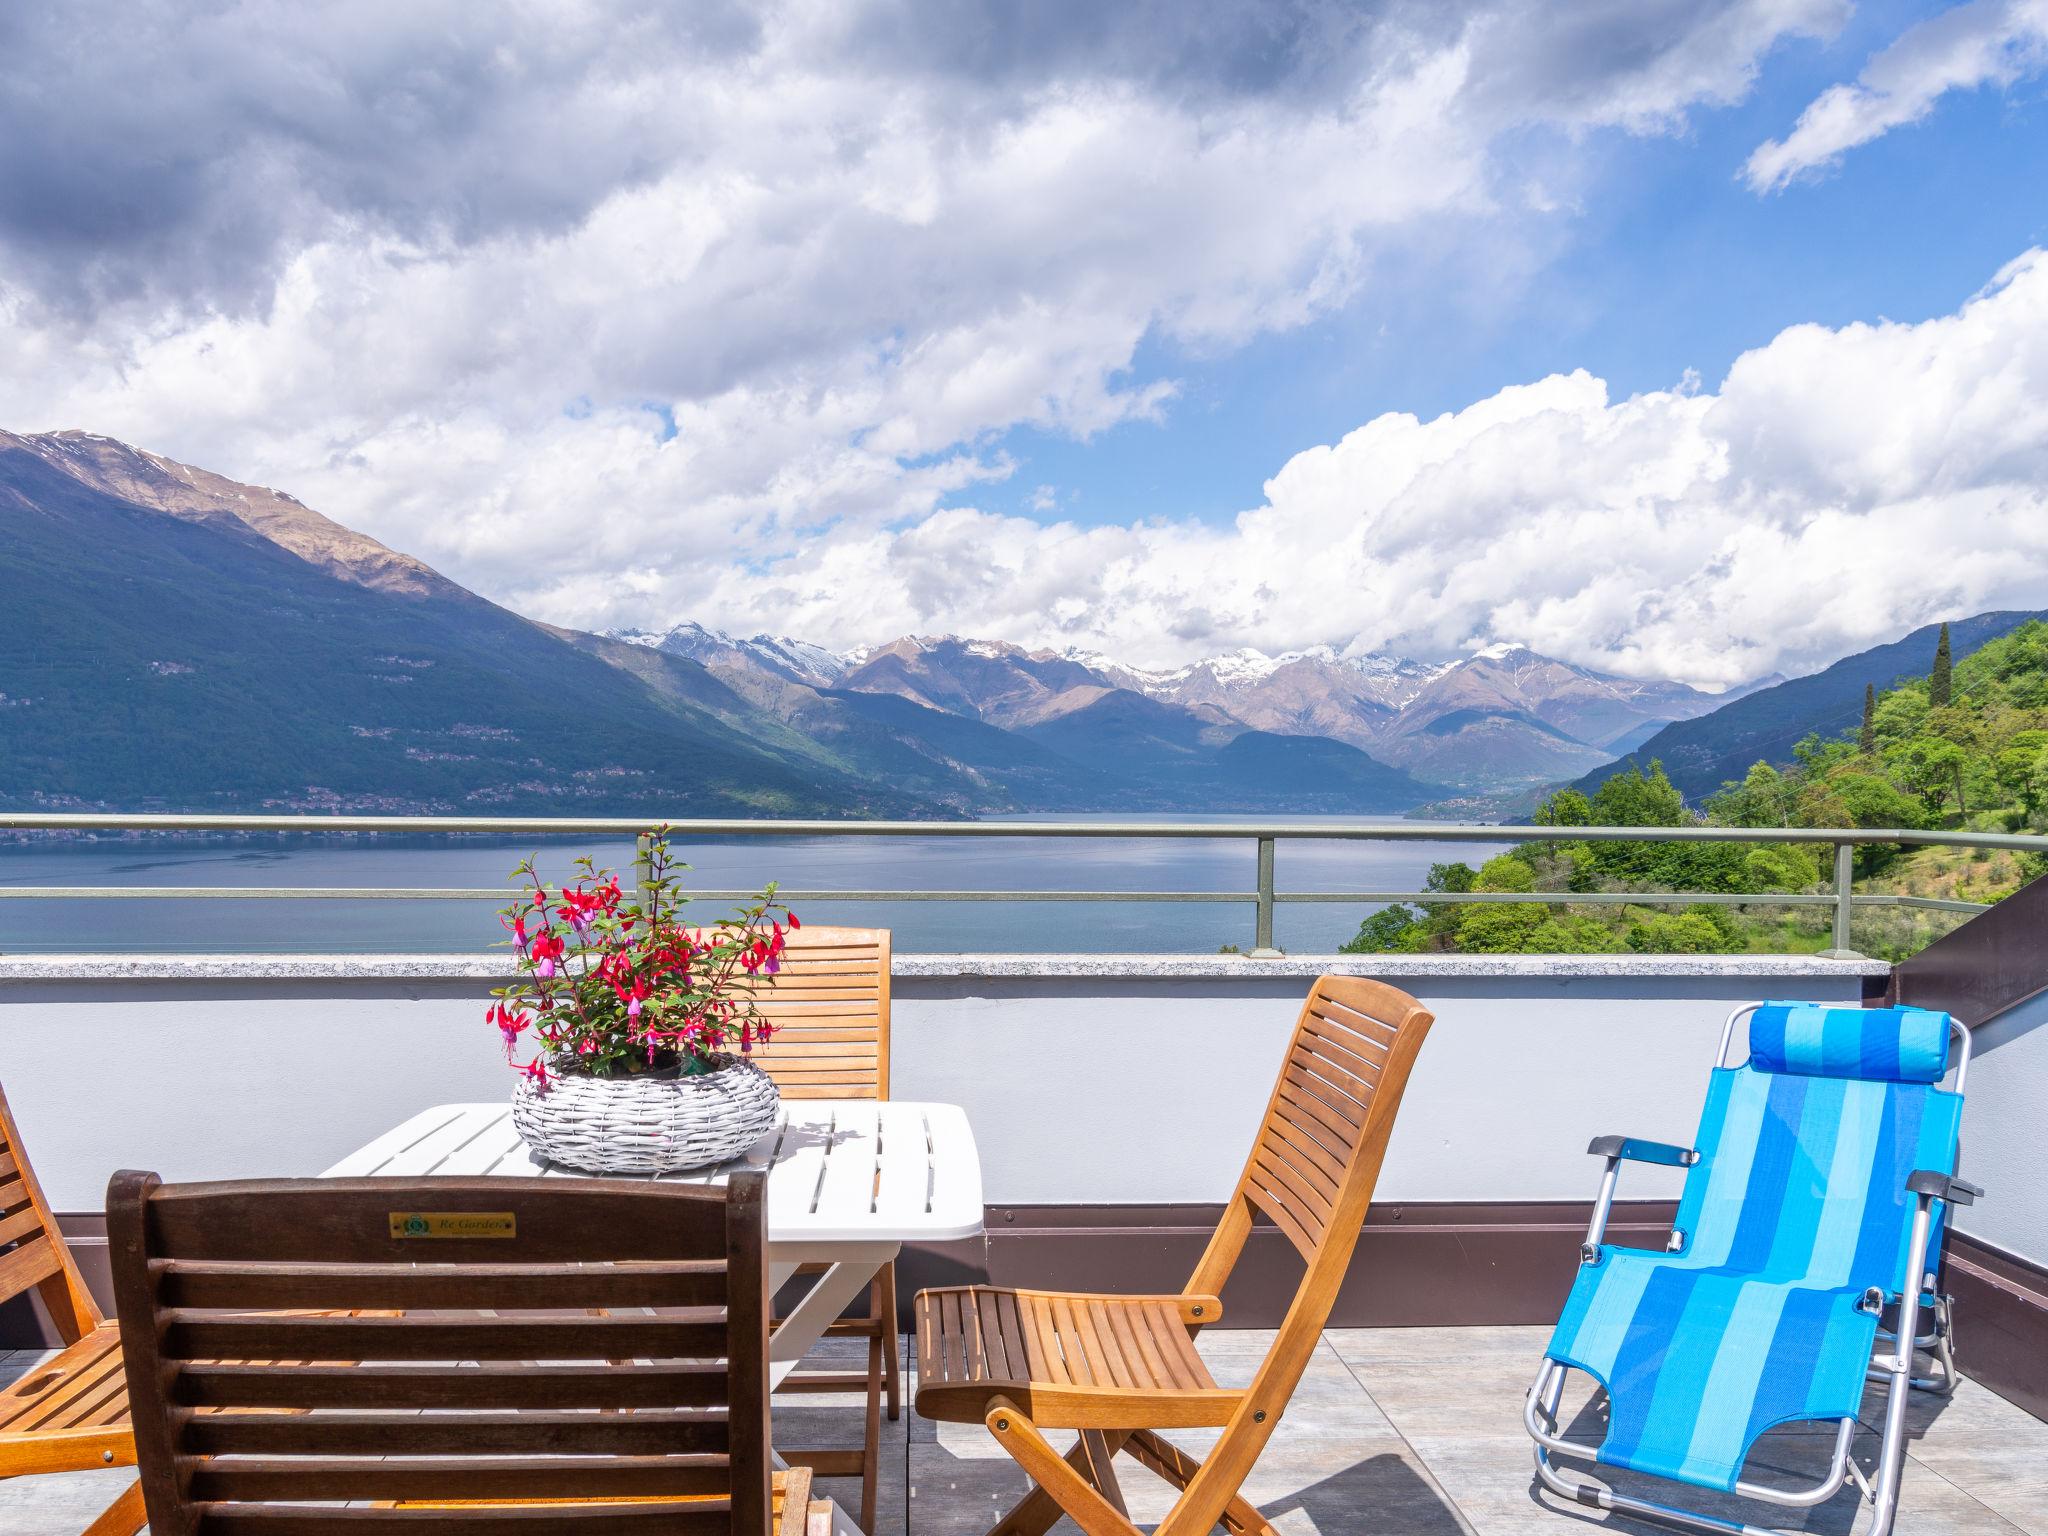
(0, 964, 1871, 1215)
(1954, 987, 2048, 1269)
(891, 974, 1872, 1206)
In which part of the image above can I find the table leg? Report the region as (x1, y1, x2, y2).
(766, 1242, 898, 1390)
(766, 1241, 899, 1536)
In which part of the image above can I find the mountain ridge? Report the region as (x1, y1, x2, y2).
(1573, 611, 2048, 801)
(7, 425, 1917, 817)
(0, 430, 909, 817)
(2, 429, 1440, 815)
(610, 624, 1736, 788)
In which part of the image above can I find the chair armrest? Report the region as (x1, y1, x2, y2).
(1906, 1170, 1983, 1205)
(1587, 1135, 1698, 1168)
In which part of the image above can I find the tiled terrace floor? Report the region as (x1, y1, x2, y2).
(7, 1326, 2045, 1535)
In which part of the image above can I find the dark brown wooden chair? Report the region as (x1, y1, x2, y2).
(745, 924, 898, 1531)
(914, 975, 1435, 1536)
(0, 1080, 146, 1536)
(107, 1168, 833, 1534)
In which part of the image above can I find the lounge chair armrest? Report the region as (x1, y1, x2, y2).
(1906, 1170, 1982, 1206)
(1587, 1135, 1698, 1167)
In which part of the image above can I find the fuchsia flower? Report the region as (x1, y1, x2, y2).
(488, 836, 796, 1082)
(489, 1002, 528, 1059)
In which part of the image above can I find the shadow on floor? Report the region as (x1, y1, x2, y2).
(1257, 1452, 1470, 1534)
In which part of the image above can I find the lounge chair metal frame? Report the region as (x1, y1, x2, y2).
(1525, 1003, 1980, 1536)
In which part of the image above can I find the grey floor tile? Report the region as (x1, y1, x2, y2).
(909, 1431, 1471, 1535)
(0, 1467, 142, 1536)
(3, 1324, 2040, 1536)
(1408, 1427, 2027, 1536)
(1343, 1349, 1563, 1441)
(1326, 1326, 1553, 1368)
(1200, 1355, 1403, 1439)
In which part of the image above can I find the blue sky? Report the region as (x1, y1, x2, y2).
(990, 3, 2048, 531)
(4, 1, 2048, 683)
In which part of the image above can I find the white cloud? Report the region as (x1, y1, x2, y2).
(704, 251, 2048, 688)
(0, 0, 1842, 641)
(1745, 0, 2048, 192)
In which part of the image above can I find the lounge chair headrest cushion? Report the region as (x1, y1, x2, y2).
(1748, 1002, 1952, 1083)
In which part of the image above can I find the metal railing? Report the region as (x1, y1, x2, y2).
(1, 813, 2039, 956)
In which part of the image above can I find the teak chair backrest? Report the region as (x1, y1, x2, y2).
(0, 1081, 101, 1341)
(1176, 976, 1433, 1524)
(108, 1170, 773, 1536)
(740, 925, 891, 1099)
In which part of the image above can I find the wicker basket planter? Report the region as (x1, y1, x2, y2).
(511, 1054, 781, 1174)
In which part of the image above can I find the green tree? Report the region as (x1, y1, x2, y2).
(1454, 901, 1546, 953)
(1413, 860, 1477, 936)
(1524, 914, 1627, 953)
(1704, 761, 1794, 828)
(1533, 787, 1594, 827)
(1473, 853, 1537, 892)
(1826, 772, 1923, 829)
(1626, 910, 1729, 953)
(1931, 622, 1952, 707)
(1859, 684, 1876, 753)
(1589, 761, 1688, 827)
(1742, 843, 1819, 892)
(1340, 904, 1425, 954)
(1870, 687, 1929, 747)
(1994, 743, 2048, 822)
(1888, 736, 1969, 816)
(1425, 861, 1476, 894)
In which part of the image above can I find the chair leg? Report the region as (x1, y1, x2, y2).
(859, 1328, 882, 1535)
(81, 1477, 148, 1536)
(982, 1427, 1134, 1536)
(1124, 1429, 1275, 1536)
(1076, 1430, 1129, 1517)
(878, 1262, 902, 1422)
(984, 1398, 1141, 1536)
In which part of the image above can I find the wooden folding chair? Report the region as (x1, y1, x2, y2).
(914, 975, 1434, 1536)
(0, 1081, 146, 1536)
(106, 1168, 835, 1535)
(746, 925, 898, 1532)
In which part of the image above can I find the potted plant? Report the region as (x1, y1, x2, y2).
(487, 828, 798, 1173)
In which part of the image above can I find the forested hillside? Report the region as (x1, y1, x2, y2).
(1574, 610, 2048, 799)
(1345, 621, 2048, 960)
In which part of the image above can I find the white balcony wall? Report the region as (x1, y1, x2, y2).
(0, 954, 1877, 1216)
(1954, 987, 2048, 1269)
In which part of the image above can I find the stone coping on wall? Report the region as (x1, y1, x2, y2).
(0, 951, 1893, 982)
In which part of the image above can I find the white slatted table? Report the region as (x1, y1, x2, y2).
(322, 1099, 983, 1535)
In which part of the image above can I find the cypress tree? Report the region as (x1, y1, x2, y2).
(1931, 622, 1953, 707)
(1859, 683, 1876, 753)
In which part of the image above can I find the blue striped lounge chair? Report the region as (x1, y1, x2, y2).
(1524, 1001, 1981, 1536)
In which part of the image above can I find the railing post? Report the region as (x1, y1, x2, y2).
(1825, 841, 1862, 959)
(1250, 835, 1282, 958)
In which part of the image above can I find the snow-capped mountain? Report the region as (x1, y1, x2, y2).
(607, 622, 850, 686)
(1366, 643, 1724, 787)
(1074, 645, 1452, 751)
(605, 619, 1735, 787)
(837, 636, 1121, 729)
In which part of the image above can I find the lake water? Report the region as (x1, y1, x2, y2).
(0, 816, 1511, 954)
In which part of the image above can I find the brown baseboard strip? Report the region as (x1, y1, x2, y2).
(1947, 1232, 2048, 1421)
(895, 1199, 1681, 1330)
